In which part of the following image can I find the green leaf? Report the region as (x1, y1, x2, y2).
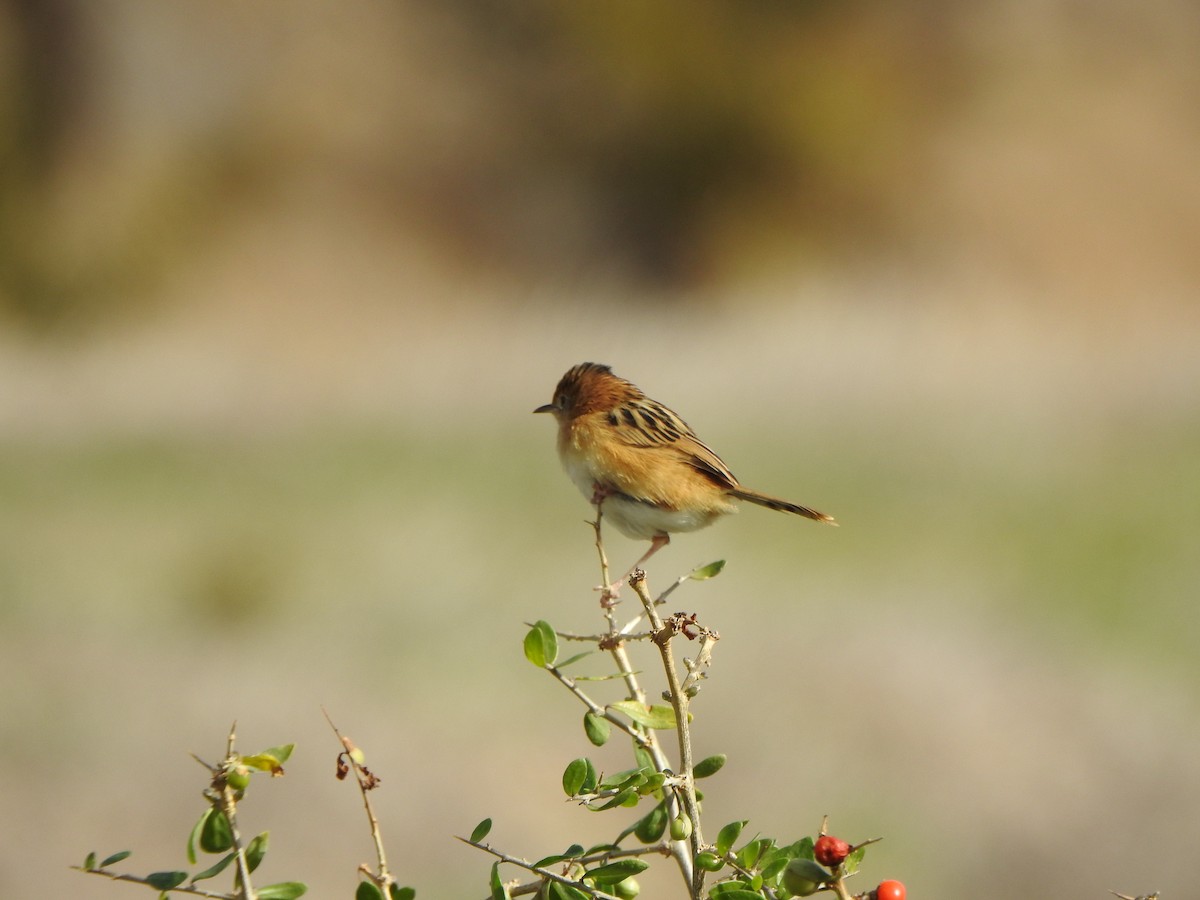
(693, 754, 727, 779)
(593, 787, 638, 811)
(598, 767, 649, 791)
(638, 771, 666, 795)
(255, 882, 308, 899)
(99, 850, 130, 868)
(555, 651, 592, 668)
(187, 810, 207, 863)
(191, 852, 235, 883)
(689, 560, 726, 580)
(583, 711, 611, 747)
(390, 887, 416, 900)
(716, 820, 746, 857)
(760, 852, 790, 881)
(609, 700, 677, 729)
(791, 836, 816, 860)
(144, 871, 188, 891)
(842, 843, 867, 876)
(356, 881, 386, 900)
(470, 818, 493, 843)
(199, 809, 233, 854)
(245, 831, 269, 872)
(489, 862, 509, 900)
(562, 758, 590, 796)
(584, 859, 649, 885)
(83, 852, 97, 870)
(549, 884, 589, 900)
(523, 620, 558, 668)
(632, 745, 655, 772)
(533, 845, 585, 868)
(694, 851, 724, 872)
(737, 837, 771, 870)
(633, 802, 668, 843)
(708, 890, 763, 900)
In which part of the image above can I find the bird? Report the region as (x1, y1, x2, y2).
(534, 362, 834, 596)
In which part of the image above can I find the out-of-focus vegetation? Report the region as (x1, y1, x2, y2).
(1, 2, 1198, 899)
(2, 1, 1198, 330)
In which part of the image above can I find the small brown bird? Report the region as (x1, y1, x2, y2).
(535, 362, 834, 593)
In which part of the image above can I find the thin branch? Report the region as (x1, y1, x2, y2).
(544, 665, 655, 749)
(72, 868, 233, 899)
(323, 708, 393, 893)
(457, 837, 622, 900)
(217, 722, 256, 900)
(553, 627, 655, 642)
(590, 509, 694, 892)
(629, 573, 706, 900)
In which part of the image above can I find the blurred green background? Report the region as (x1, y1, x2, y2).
(2, 2, 1198, 898)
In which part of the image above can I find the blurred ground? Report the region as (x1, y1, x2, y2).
(1, 3, 1198, 899)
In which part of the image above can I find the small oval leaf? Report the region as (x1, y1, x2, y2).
(470, 817, 493, 843)
(523, 620, 558, 668)
(489, 861, 509, 900)
(390, 887, 416, 900)
(199, 809, 233, 854)
(99, 850, 130, 868)
(144, 871, 188, 891)
(583, 711, 611, 747)
(594, 787, 638, 811)
(356, 881, 386, 900)
(255, 882, 309, 899)
(634, 803, 667, 843)
(690, 560, 726, 580)
(609, 700, 676, 730)
(584, 859, 649, 885)
(693, 754, 727, 779)
(633, 745, 655, 772)
(533, 844, 585, 868)
(562, 758, 590, 797)
(716, 820, 747, 857)
(190, 852, 236, 883)
(244, 831, 269, 873)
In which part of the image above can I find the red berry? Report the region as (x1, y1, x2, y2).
(813, 834, 851, 867)
(875, 879, 906, 900)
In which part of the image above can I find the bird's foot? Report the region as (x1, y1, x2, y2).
(596, 580, 624, 607)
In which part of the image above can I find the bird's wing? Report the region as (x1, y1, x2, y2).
(608, 399, 739, 490)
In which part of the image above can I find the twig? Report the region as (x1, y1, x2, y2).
(323, 708, 394, 894)
(457, 837, 622, 900)
(553, 627, 655, 642)
(218, 722, 257, 900)
(628, 573, 706, 900)
(543, 665, 655, 749)
(71, 868, 232, 899)
(590, 509, 695, 892)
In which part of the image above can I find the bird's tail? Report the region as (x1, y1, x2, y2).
(729, 488, 837, 525)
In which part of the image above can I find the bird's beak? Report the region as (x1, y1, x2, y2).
(533, 403, 557, 414)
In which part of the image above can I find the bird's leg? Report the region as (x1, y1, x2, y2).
(599, 534, 670, 606)
(590, 482, 613, 506)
